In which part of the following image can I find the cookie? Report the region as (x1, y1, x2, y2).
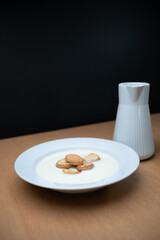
(62, 168, 81, 174)
(56, 158, 72, 169)
(84, 153, 100, 162)
(65, 154, 84, 165)
(76, 162, 94, 171)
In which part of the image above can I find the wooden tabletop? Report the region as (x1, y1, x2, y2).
(0, 113, 160, 240)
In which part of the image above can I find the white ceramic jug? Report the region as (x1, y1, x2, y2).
(113, 82, 155, 160)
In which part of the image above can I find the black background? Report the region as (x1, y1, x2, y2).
(0, 1, 159, 139)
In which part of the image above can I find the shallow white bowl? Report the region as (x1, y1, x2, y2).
(14, 137, 140, 193)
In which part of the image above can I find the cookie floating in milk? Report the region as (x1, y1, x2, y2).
(56, 153, 101, 174)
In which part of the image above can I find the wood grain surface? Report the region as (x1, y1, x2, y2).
(0, 113, 160, 240)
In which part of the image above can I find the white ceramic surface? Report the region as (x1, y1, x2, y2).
(14, 138, 140, 193)
(113, 82, 155, 160)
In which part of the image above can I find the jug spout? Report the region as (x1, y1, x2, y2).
(127, 84, 144, 102)
(119, 82, 150, 105)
